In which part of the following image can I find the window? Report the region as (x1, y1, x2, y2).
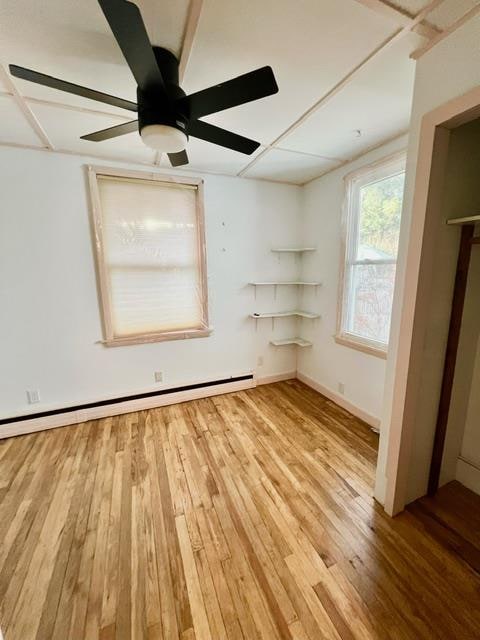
(337, 153, 406, 357)
(88, 167, 209, 346)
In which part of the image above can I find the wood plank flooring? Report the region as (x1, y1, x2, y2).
(407, 480, 480, 576)
(0, 380, 479, 639)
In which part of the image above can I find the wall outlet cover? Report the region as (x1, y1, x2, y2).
(26, 389, 41, 404)
(338, 382, 345, 395)
(154, 371, 163, 383)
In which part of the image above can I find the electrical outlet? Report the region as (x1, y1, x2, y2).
(257, 356, 264, 367)
(26, 389, 41, 404)
(154, 371, 163, 383)
(338, 382, 345, 395)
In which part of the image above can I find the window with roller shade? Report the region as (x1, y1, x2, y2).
(88, 167, 209, 346)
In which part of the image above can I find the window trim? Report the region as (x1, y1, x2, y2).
(336, 150, 406, 358)
(87, 165, 210, 347)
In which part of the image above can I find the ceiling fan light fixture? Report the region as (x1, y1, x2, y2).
(140, 124, 187, 152)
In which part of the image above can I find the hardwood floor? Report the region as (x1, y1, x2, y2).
(407, 480, 480, 576)
(0, 380, 479, 639)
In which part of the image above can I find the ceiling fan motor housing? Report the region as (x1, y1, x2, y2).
(137, 47, 189, 138)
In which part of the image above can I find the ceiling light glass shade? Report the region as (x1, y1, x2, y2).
(140, 124, 187, 152)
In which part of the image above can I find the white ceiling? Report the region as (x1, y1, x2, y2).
(243, 149, 341, 184)
(427, 0, 480, 29)
(0, 0, 473, 184)
(182, 0, 394, 144)
(278, 34, 421, 161)
(390, 0, 480, 30)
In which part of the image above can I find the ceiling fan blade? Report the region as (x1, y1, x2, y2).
(81, 120, 138, 141)
(97, 0, 166, 93)
(188, 120, 260, 155)
(168, 150, 189, 167)
(180, 66, 278, 120)
(9, 65, 137, 112)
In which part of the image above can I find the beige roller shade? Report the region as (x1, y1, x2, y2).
(93, 173, 207, 342)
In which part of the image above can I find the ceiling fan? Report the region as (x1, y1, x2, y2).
(9, 0, 279, 167)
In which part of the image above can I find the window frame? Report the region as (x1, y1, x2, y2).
(336, 151, 406, 359)
(87, 165, 210, 347)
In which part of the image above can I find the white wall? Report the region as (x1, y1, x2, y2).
(297, 134, 408, 424)
(456, 325, 480, 493)
(0, 137, 406, 428)
(0, 147, 301, 419)
(377, 14, 480, 507)
(460, 335, 480, 464)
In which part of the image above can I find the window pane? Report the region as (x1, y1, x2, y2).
(346, 263, 396, 345)
(356, 171, 405, 261)
(109, 267, 202, 336)
(97, 176, 204, 338)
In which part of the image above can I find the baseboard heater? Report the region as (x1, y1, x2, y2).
(0, 374, 254, 426)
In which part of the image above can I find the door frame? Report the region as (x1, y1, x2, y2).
(380, 85, 480, 515)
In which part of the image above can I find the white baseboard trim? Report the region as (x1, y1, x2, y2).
(456, 456, 480, 495)
(0, 377, 256, 439)
(296, 371, 381, 429)
(0, 369, 377, 439)
(256, 371, 296, 386)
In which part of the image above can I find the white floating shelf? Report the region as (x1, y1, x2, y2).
(447, 214, 480, 225)
(250, 310, 320, 319)
(270, 337, 312, 347)
(271, 247, 316, 253)
(249, 281, 321, 286)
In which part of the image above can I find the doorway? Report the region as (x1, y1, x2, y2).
(379, 86, 480, 515)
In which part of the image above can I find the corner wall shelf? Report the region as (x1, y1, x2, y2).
(270, 337, 312, 347)
(250, 311, 320, 319)
(271, 247, 316, 253)
(251, 245, 319, 349)
(249, 281, 321, 300)
(249, 281, 321, 286)
(250, 310, 320, 330)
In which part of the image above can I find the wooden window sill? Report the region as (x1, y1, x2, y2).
(102, 327, 212, 347)
(334, 334, 388, 359)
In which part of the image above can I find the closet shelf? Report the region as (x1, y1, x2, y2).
(270, 337, 312, 347)
(447, 214, 480, 225)
(271, 247, 316, 253)
(248, 281, 321, 286)
(250, 311, 320, 319)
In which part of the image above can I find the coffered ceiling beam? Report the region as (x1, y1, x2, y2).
(155, 0, 204, 165)
(0, 63, 54, 149)
(411, 3, 480, 60)
(24, 95, 133, 121)
(352, 0, 442, 39)
(178, 0, 203, 83)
